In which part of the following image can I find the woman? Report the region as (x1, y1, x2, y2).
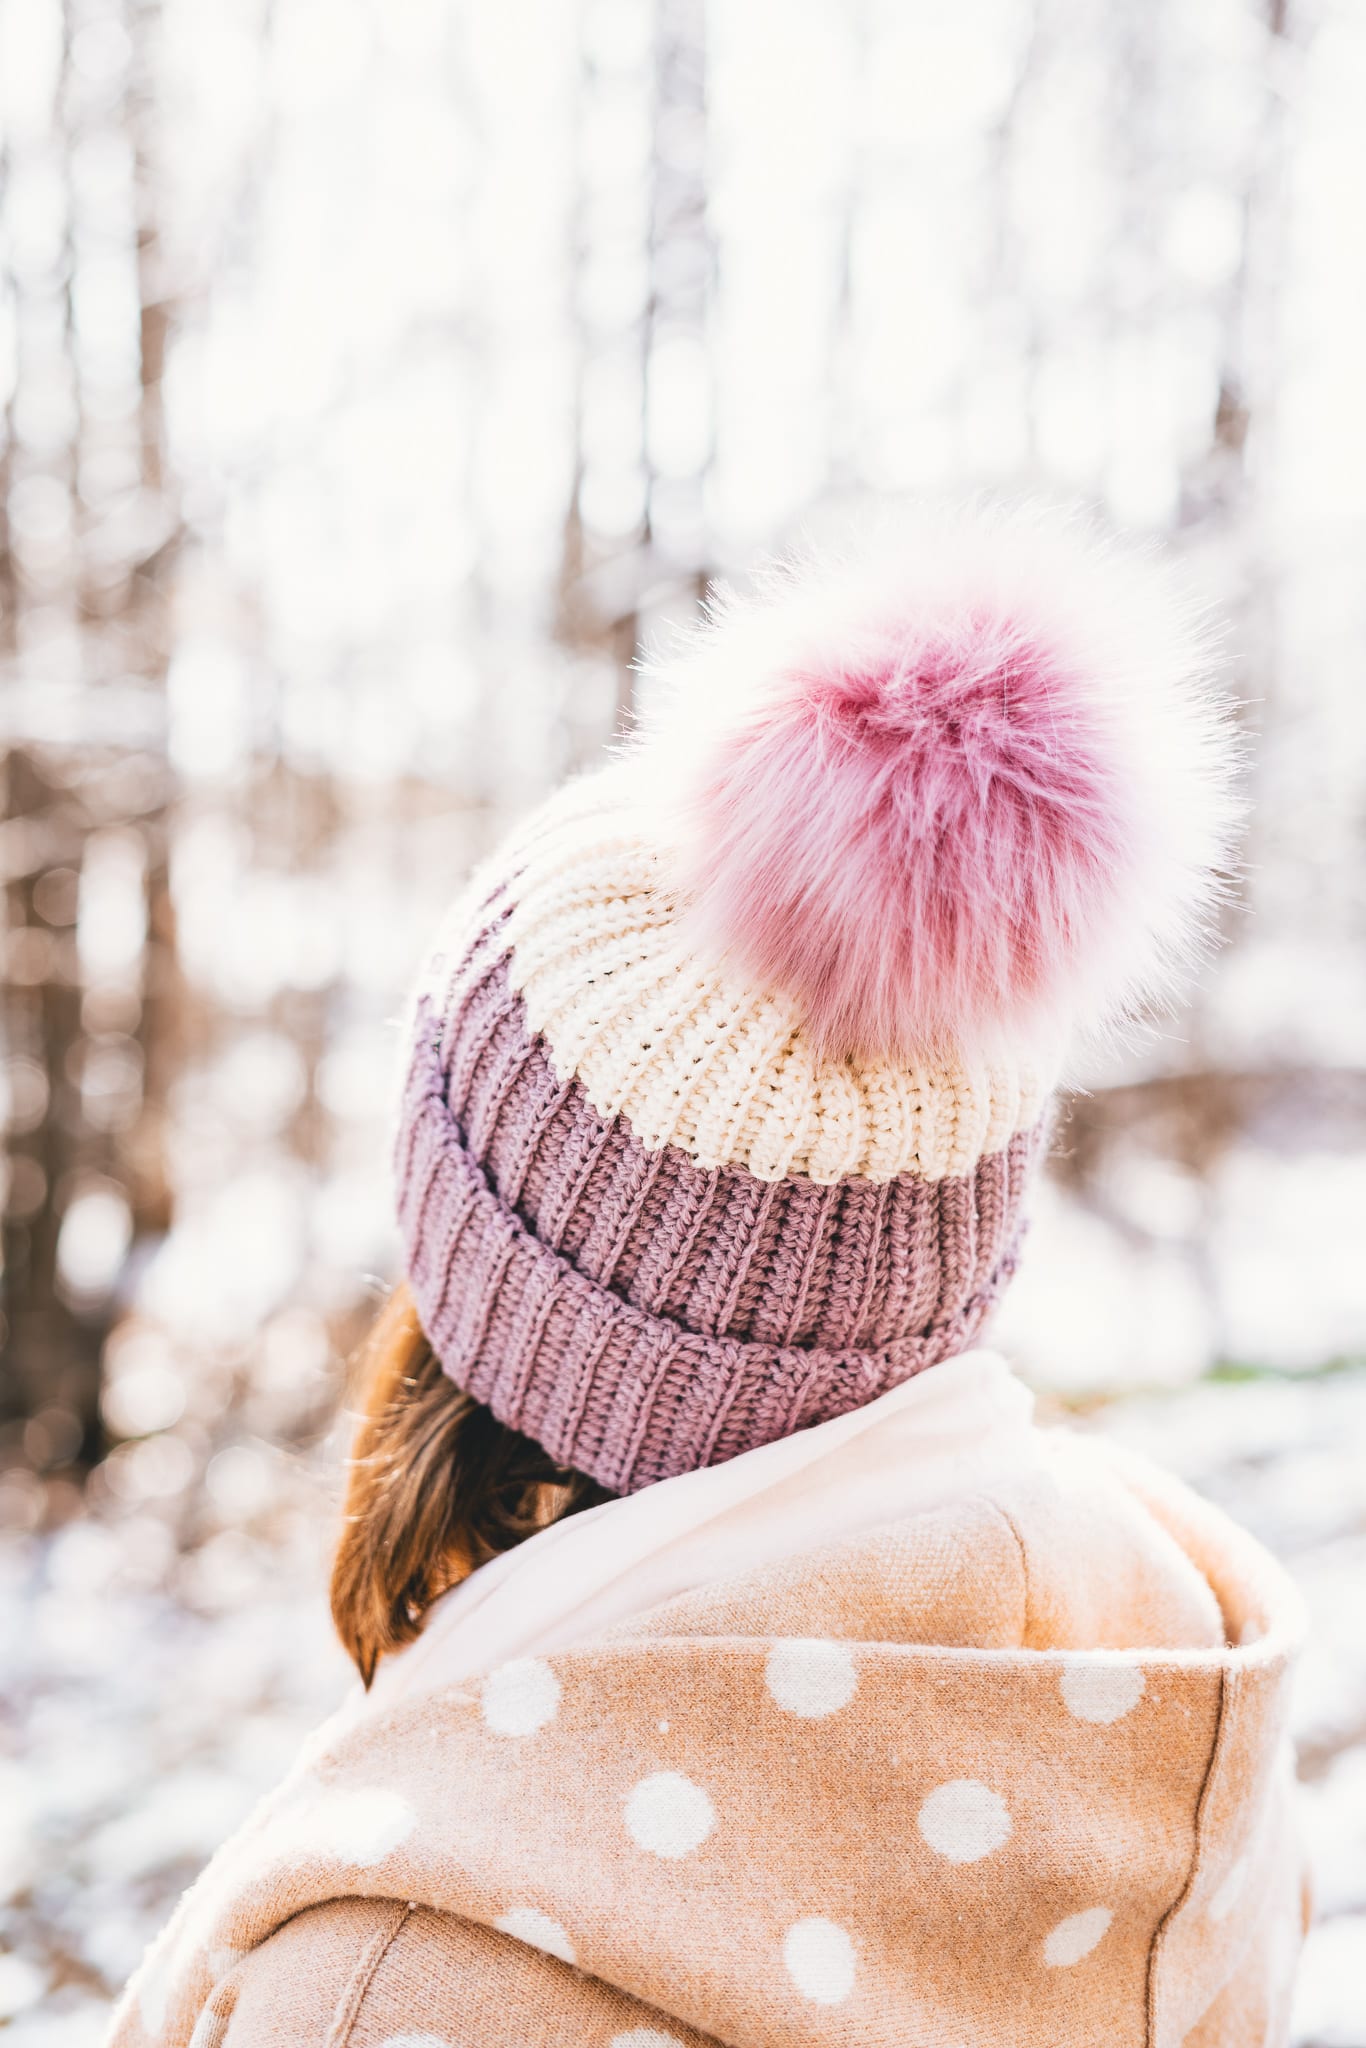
(110, 504, 1306, 2048)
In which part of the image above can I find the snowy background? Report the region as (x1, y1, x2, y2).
(1, 0, 1364, 2038)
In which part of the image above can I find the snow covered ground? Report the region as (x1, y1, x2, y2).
(1, 1368, 1363, 2046)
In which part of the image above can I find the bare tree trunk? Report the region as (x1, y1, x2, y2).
(124, 0, 182, 1252)
(0, 6, 102, 1467)
(0, 754, 102, 1464)
(555, 0, 713, 730)
(0, 0, 180, 1480)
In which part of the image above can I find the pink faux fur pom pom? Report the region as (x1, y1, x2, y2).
(639, 503, 1241, 1063)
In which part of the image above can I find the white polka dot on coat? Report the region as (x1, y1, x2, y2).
(1043, 1906, 1113, 1967)
(916, 1779, 1012, 1863)
(765, 1639, 858, 1718)
(1060, 1659, 1145, 1725)
(783, 1917, 856, 2005)
(492, 1907, 576, 1964)
(481, 1656, 561, 1736)
(263, 1785, 418, 1870)
(625, 1772, 716, 1859)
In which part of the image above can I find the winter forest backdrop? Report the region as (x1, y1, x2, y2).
(2, 0, 1365, 2039)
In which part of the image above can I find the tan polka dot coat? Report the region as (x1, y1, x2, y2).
(109, 1434, 1308, 2048)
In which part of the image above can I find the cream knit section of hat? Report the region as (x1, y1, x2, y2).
(480, 769, 1054, 1185)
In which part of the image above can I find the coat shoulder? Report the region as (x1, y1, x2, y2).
(208, 1894, 720, 2047)
(201, 1897, 408, 2046)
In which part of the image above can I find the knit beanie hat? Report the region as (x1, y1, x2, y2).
(394, 504, 1238, 1494)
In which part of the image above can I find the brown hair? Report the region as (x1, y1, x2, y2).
(330, 1284, 613, 1685)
